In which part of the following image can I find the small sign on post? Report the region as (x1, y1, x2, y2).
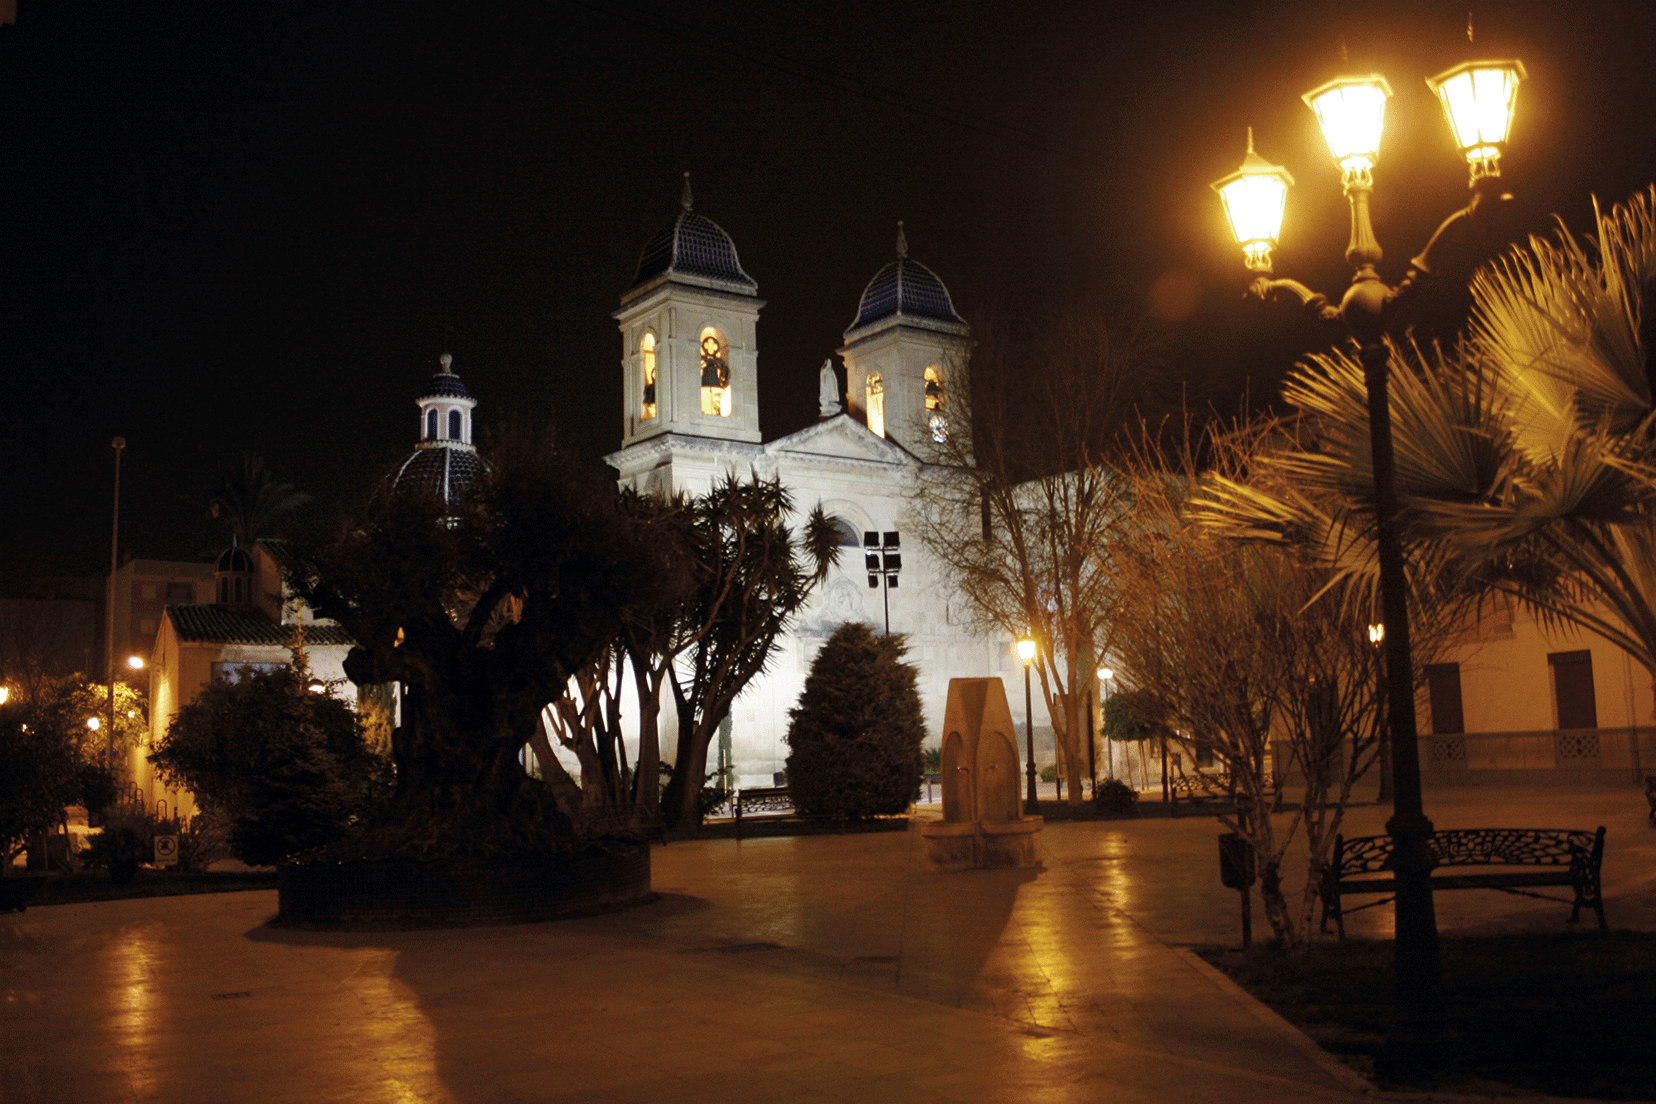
(153, 835, 179, 867)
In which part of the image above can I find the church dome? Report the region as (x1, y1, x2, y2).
(627, 174, 757, 294)
(394, 446, 482, 505)
(216, 544, 253, 573)
(394, 353, 481, 507)
(844, 223, 966, 338)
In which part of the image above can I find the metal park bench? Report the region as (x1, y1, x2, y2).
(1319, 826, 1607, 939)
(731, 786, 793, 830)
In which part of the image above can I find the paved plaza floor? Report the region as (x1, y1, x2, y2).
(3, 780, 1652, 1104)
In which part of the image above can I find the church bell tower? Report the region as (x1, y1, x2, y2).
(616, 175, 764, 449)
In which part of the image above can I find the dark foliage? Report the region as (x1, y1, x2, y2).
(1091, 777, 1139, 816)
(0, 682, 113, 864)
(150, 666, 388, 865)
(79, 807, 153, 883)
(785, 622, 925, 819)
(288, 425, 682, 861)
(1101, 687, 1174, 743)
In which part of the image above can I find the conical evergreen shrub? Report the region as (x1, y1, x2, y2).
(785, 622, 925, 818)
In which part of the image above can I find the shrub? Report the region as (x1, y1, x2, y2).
(1093, 778, 1139, 817)
(81, 807, 158, 883)
(785, 622, 925, 819)
(150, 666, 389, 865)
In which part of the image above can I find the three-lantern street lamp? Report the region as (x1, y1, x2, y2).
(863, 530, 901, 635)
(1017, 635, 1038, 813)
(1213, 50, 1525, 1077)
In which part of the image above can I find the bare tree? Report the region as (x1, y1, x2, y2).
(911, 305, 1151, 804)
(1110, 419, 1464, 947)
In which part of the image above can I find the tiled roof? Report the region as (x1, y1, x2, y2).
(394, 445, 482, 505)
(845, 257, 967, 337)
(418, 371, 474, 401)
(630, 211, 757, 292)
(167, 604, 355, 646)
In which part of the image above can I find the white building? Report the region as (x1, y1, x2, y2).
(599, 187, 1015, 787)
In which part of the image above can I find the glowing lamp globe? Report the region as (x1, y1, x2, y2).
(1302, 75, 1393, 180)
(1016, 637, 1037, 663)
(1211, 131, 1294, 272)
(1425, 59, 1525, 181)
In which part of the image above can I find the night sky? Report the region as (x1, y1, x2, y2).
(6, 0, 1656, 581)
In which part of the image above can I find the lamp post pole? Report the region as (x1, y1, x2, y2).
(1018, 636, 1037, 814)
(105, 437, 125, 763)
(1213, 55, 1527, 1079)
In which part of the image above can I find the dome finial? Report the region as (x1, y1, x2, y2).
(681, 171, 693, 212)
(438, 352, 453, 374)
(896, 220, 908, 259)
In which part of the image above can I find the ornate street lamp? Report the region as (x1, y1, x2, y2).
(1426, 60, 1526, 183)
(1017, 635, 1038, 813)
(1211, 129, 1295, 272)
(1214, 48, 1524, 1079)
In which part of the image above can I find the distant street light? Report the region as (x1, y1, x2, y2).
(105, 436, 126, 763)
(0, 686, 9, 705)
(1213, 43, 1525, 1077)
(127, 655, 145, 671)
(1017, 635, 1037, 812)
(1098, 666, 1114, 781)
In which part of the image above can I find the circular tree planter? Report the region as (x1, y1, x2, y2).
(275, 841, 652, 929)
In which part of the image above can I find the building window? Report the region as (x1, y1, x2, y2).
(866, 373, 885, 438)
(1549, 650, 1597, 729)
(641, 332, 658, 420)
(165, 582, 193, 601)
(699, 327, 731, 416)
(1425, 663, 1464, 734)
(448, 409, 462, 441)
(924, 366, 946, 442)
(426, 409, 438, 440)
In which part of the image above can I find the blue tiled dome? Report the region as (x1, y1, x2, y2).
(394, 445, 482, 506)
(418, 372, 473, 401)
(845, 256, 966, 337)
(630, 210, 757, 292)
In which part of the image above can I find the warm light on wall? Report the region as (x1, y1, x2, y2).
(866, 373, 886, 438)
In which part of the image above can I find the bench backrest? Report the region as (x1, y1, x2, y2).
(1333, 826, 1604, 876)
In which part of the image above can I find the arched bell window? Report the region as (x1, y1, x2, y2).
(924, 365, 947, 442)
(866, 373, 886, 438)
(640, 332, 658, 420)
(426, 409, 438, 440)
(699, 326, 731, 417)
(448, 409, 462, 441)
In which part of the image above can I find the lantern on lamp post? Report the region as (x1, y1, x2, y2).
(1211, 130, 1294, 273)
(1213, 48, 1525, 1079)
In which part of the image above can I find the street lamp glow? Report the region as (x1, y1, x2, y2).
(1426, 60, 1525, 181)
(126, 655, 145, 670)
(1211, 129, 1295, 272)
(86, 716, 101, 731)
(0, 686, 9, 705)
(1098, 667, 1113, 681)
(1302, 75, 1393, 182)
(1016, 636, 1036, 663)
(1368, 622, 1385, 645)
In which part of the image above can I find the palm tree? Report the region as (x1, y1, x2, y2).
(1196, 187, 1656, 737)
(210, 453, 311, 548)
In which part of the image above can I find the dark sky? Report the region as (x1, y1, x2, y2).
(6, 0, 1656, 581)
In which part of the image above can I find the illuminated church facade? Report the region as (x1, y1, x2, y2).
(598, 184, 1013, 787)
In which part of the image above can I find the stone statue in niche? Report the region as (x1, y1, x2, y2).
(818, 359, 842, 418)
